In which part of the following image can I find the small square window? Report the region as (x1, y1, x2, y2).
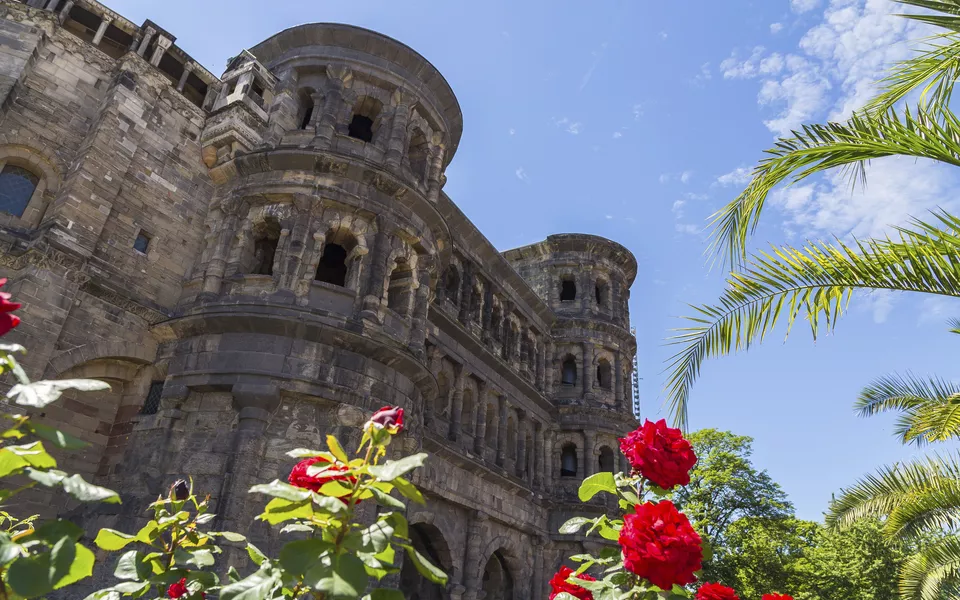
(133, 230, 151, 254)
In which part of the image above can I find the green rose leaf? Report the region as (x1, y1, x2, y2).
(559, 517, 592, 534)
(8, 553, 56, 597)
(113, 550, 151, 581)
(400, 544, 448, 585)
(360, 520, 395, 554)
(250, 479, 313, 501)
(279, 538, 330, 576)
(260, 497, 314, 525)
(578, 472, 617, 502)
(246, 543, 268, 567)
(220, 568, 282, 600)
(8, 379, 111, 408)
(326, 435, 350, 464)
(391, 476, 425, 505)
(94, 529, 137, 551)
(27, 422, 87, 450)
(0, 534, 21, 564)
(54, 543, 95, 589)
(214, 531, 247, 542)
(368, 454, 428, 481)
(186, 548, 216, 567)
(27, 469, 120, 503)
(307, 553, 368, 599)
(369, 486, 405, 509)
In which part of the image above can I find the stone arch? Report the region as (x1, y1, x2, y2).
(560, 354, 578, 387)
(407, 512, 461, 583)
(476, 536, 528, 600)
(346, 95, 384, 143)
(0, 139, 64, 193)
(297, 87, 318, 129)
(0, 140, 63, 228)
(44, 340, 158, 379)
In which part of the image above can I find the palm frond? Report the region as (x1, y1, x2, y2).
(895, 0, 960, 32)
(827, 453, 960, 536)
(863, 33, 960, 116)
(666, 212, 960, 430)
(709, 106, 960, 268)
(857, 373, 960, 444)
(899, 535, 960, 600)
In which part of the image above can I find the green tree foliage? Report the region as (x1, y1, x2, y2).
(673, 430, 793, 548)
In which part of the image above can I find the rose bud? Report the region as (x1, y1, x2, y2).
(171, 479, 189, 501)
(369, 406, 404, 434)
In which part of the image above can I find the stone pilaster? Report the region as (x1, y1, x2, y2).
(461, 511, 488, 600)
(426, 133, 445, 204)
(515, 411, 527, 478)
(359, 217, 390, 322)
(584, 430, 596, 478)
(474, 381, 488, 455)
(614, 349, 624, 410)
(317, 66, 352, 144)
(409, 262, 432, 359)
(534, 422, 544, 488)
(496, 395, 507, 467)
(449, 363, 465, 442)
(384, 89, 414, 169)
(582, 341, 593, 397)
(176, 62, 195, 93)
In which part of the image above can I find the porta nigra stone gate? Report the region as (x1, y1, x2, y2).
(0, 1, 639, 598)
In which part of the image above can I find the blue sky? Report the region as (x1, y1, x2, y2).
(107, 0, 960, 520)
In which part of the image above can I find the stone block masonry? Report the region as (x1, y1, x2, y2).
(0, 1, 638, 598)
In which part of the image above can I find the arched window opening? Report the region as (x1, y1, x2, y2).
(315, 243, 348, 286)
(252, 218, 281, 275)
(596, 359, 612, 390)
(596, 280, 608, 307)
(482, 551, 514, 600)
(443, 267, 461, 306)
(407, 129, 429, 182)
(560, 278, 577, 302)
(561, 357, 578, 386)
(599, 446, 616, 473)
(298, 88, 316, 130)
(491, 304, 503, 341)
(0, 165, 39, 218)
(347, 96, 382, 143)
(400, 524, 451, 600)
(561, 443, 578, 477)
(485, 403, 497, 448)
(386, 258, 414, 316)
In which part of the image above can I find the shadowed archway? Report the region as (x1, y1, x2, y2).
(399, 523, 453, 600)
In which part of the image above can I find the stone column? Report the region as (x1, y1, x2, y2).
(582, 341, 593, 397)
(150, 35, 172, 67)
(614, 349, 624, 410)
(458, 263, 473, 324)
(534, 422, 544, 488)
(308, 92, 324, 129)
(473, 381, 487, 455)
(409, 263, 432, 359)
(532, 536, 547, 600)
(359, 217, 390, 322)
(384, 89, 413, 169)
(545, 341, 555, 395)
(449, 364, 465, 442)
(317, 66, 352, 144)
(544, 430, 555, 489)
(425, 345, 441, 428)
(496, 396, 507, 467)
(57, 1, 74, 23)
(461, 511, 488, 600)
(92, 17, 113, 46)
(515, 412, 527, 478)
(219, 383, 280, 535)
(425, 134, 446, 204)
(584, 430, 596, 478)
(176, 62, 195, 93)
(136, 26, 155, 57)
(201, 213, 238, 297)
(481, 285, 494, 342)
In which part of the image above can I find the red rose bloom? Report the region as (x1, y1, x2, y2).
(167, 578, 204, 599)
(762, 595, 793, 600)
(369, 406, 404, 434)
(288, 456, 356, 499)
(698, 583, 740, 600)
(549, 566, 596, 600)
(619, 419, 697, 489)
(0, 279, 21, 337)
(619, 500, 703, 590)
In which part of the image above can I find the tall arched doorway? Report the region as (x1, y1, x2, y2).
(481, 551, 514, 600)
(399, 523, 452, 600)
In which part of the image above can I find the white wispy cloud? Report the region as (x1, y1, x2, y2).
(633, 103, 644, 120)
(508, 128, 515, 136)
(612, 131, 623, 139)
(865, 290, 897, 324)
(918, 297, 957, 326)
(672, 199, 686, 218)
(771, 156, 959, 240)
(553, 117, 583, 135)
(681, 171, 693, 184)
(660, 171, 694, 185)
(717, 166, 753, 186)
(792, 0, 820, 12)
(515, 167, 530, 183)
(770, 22, 784, 34)
(676, 223, 701, 235)
(659, 31, 669, 40)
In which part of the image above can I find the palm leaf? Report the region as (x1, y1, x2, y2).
(857, 373, 960, 444)
(827, 453, 960, 537)
(899, 535, 960, 600)
(709, 106, 960, 268)
(863, 33, 960, 116)
(667, 212, 960, 429)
